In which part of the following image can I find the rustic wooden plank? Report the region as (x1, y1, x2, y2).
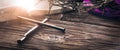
(48, 20, 120, 46)
(84, 15, 120, 28)
(0, 29, 24, 43)
(61, 11, 120, 28)
(0, 20, 61, 50)
(0, 19, 120, 50)
(0, 19, 85, 49)
(48, 20, 120, 37)
(23, 20, 120, 50)
(61, 12, 89, 22)
(46, 20, 120, 47)
(0, 19, 37, 32)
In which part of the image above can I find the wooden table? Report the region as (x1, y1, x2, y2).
(0, 15, 120, 50)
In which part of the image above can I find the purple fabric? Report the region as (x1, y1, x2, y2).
(84, 0, 90, 1)
(83, 0, 94, 6)
(88, 0, 120, 18)
(115, 0, 120, 4)
(83, 0, 91, 2)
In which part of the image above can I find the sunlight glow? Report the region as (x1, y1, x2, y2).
(13, 0, 37, 12)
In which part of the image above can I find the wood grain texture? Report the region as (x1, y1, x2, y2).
(0, 5, 120, 50)
(0, 17, 120, 50)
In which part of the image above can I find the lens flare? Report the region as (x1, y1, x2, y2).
(13, 0, 37, 12)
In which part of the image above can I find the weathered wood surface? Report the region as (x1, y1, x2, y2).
(0, 0, 119, 50)
(62, 11, 120, 28)
(0, 14, 120, 50)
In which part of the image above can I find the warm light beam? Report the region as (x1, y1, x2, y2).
(13, 0, 37, 12)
